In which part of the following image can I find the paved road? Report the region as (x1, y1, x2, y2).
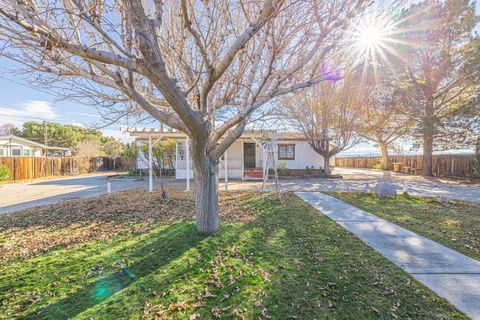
(297, 192, 480, 320)
(1, 168, 479, 214)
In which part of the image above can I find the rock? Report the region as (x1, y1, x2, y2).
(374, 181, 397, 197)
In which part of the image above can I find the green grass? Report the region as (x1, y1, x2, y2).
(329, 192, 480, 261)
(0, 192, 467, 319)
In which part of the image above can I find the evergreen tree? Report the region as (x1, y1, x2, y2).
(394, 0, 480, 176)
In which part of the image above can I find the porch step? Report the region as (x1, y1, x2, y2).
(244, 168, 263, 179)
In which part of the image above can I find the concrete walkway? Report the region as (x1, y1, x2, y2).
(296, 192, 480, 320)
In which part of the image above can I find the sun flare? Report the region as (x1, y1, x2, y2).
(344, 8, 409, 84)
(358, 26, 383, 48)
(353, 20, 389, 54)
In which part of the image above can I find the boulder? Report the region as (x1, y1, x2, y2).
(374, 181, 397, 197)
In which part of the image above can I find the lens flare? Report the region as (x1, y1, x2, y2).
(342, 7, 413, 85)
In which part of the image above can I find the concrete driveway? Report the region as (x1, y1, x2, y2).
(226, 167, 480, 202)
(0, 174, 146, 214)
(273, 168, 480, 203)
(1, 168, 478, 215)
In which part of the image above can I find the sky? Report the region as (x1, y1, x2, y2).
(0, 57, 134, 142)
(0, 2, 479, 152)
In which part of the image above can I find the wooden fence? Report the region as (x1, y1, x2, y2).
(0, 157, 134, 181)
(335, 154, 476, 179)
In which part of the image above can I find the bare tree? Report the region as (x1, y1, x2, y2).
(282, 73, 365, 174)
(0, 0, 367, 234)
(359, 89, 411, 169)
(75, 139, 102, 157)
(0, 123, 18, 135)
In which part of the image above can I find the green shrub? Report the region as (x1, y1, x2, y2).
(372, 162, 383, 170)
(0, 165, 11, 181)
(278, 160, 287, 175)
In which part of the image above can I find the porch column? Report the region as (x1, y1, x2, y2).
(224, 149, 228, 191)
(148, 135, 153, 192)
(186, 137, 191, 191)
(262, 145, 266, 180)
(241, 141, 245, 180)
(175, 140, 178, 170)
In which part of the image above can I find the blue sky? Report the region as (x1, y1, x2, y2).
(0, 2, 479, 152)
(0, 57, 134, 141)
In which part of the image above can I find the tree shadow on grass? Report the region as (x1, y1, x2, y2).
(14, 194, 466, 319)
(22, 222, 205, 320)
(253, 195, 467, 320)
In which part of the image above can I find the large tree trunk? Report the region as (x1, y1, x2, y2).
(422, 103, 435, 177)
(422, 134, 434, 176)
(193, 155, 219, 235)
(379, 142, 389, 170)
(323, 155, 331, 175)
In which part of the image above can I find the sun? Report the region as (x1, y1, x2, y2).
(358, 26, 384, 48)
(338, 6, 416, 85)
(353, 20, 389, 55)
(343, 8, 407, 85)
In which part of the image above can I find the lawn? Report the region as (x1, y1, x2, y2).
(329, 192, 480, 261)
(0, 191, 467, 319)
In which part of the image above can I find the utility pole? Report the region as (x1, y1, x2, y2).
(43, 121, 48, 157)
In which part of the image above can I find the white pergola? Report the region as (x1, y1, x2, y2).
(125, 128, 283, 193)
(126, 128, 229, 192)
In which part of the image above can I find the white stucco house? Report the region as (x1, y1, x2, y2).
(128, 129, 334, 180)
(0, 135, 70, 157)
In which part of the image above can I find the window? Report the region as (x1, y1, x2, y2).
(0, 148, 4, 156)
(278, 144, 295, 160)
(23, 149, 31, 156)
(12, 148, 21, 156)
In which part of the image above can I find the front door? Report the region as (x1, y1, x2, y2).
(243, 143, 256, 168)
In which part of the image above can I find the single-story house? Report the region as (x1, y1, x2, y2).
(128, 129, 334, 180)
(0, 135, 70, 157)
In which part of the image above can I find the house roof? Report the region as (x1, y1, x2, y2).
(125, 127, 276, 135)
(278, 132, 305, 141)
(126, 128, 307, 141)
(0, 135, 70, 151)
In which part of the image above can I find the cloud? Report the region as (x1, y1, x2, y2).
(70, 122, 86, 128)
(0, 100, 60, 125)
(101, 129, 134, 143)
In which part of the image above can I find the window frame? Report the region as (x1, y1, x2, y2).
(11, 148, 21, 157)
(278, 144, 295, 160)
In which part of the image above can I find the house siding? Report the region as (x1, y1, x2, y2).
(133, 136, 335, 180)
(0, 139, 44, 157)
(274, 141, 325, 169)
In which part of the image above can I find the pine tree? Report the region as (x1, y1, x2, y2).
(394, 0, 480, 176)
